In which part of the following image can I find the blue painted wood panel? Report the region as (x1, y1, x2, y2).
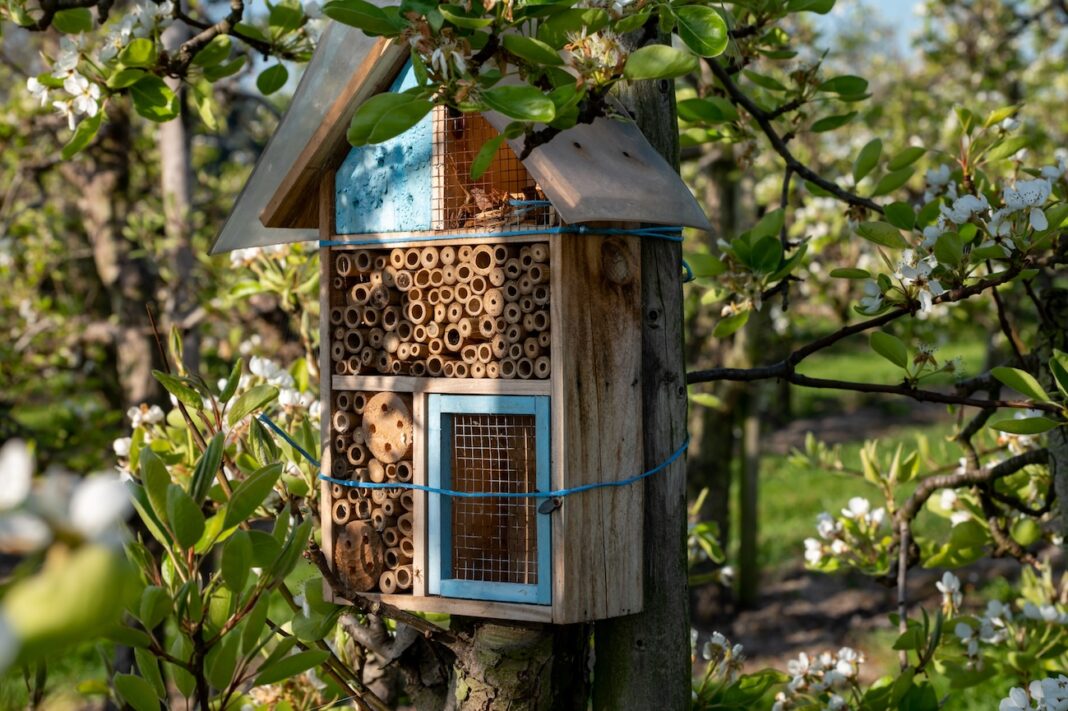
(335, 62, 432, 234)
(427, 394, 552, 605)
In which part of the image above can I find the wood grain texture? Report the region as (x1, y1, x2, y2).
(262, 40, 409, 229)
(333, 375, 551, 396)
(329, 591, 553, 623)
(552, 229, 644, 624)
(319, 170, 338, 604)
(411, 392, 427, 596)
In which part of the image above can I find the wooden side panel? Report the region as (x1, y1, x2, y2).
(552, 231, 644, 623)
(319, 170, 337, 603)
(330, 591, 553, 623)
(411, 393, 427, 596)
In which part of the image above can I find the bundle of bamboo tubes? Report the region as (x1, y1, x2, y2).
(330, 243, 551, 380)
(329, 391, 417, 593)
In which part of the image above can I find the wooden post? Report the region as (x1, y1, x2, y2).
(592, 36, 692, 711)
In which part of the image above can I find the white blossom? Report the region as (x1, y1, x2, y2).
(112, 437, 132, 458)
(1003, 178, 1052, 211)
(64, 73, 101, 119)
(69, 474, 131, 540)
(841, 496, 870, 519)
(940, 193, 989, 224)
(25, 77, 49, 107)
(858, 279, 883, 313)
(0, 440, 33, 510)
(816, 512, 839, 539)
(937, 571, 962, 612)
(1000, 686, 1032, 711)
(804, 537, 823, 564)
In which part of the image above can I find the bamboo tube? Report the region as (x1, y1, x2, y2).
(492, 244, 509, 266)
(508, 343, 523, 360)
(517, 357, 534, 379)
(396, 461, 413, 483)
(389, 248, 406, 270)
(470, 362, 486, 378)
(352, 392, 367, 414)
(530, 243, 549, 263)
(332, 276, 346, 291)
(333, 435, 348, 456)
(522, 313, 536, 332)
(470, 245, 495, 275)
(486, 362, 500, 379)
(336, 392, 352, 410)
(383, 333, 400, 354)
(355, 498, 373, 520)
(434, 303, 448, 323)
(330, 342, 346, 363)
(369, 271, 383, 286)
(332, 500, 353, 525)
(373, 254, 388, 271)
(442, 360, 456, 377)
(457, 245, 473, 262)
(369, 459, 386, 483)
(531, 310, 550, 331)
(395, 565, 413, 591)
(438, 285, 455, 304)
(371, 509, 392, 531)
(420, 247, 439, 269)
(443, 324, 464, 352)
(454, 362, 470, 378)
(412, 325, 427, 343)
(500, 359, 517, 379)
(478, 315, 496, 338)
(396, 343, 410, 361)
(345, 356, 361, 374)
(356, 250, 375, 272)
(379, 570, 397, 593)
(343, 306, 361, 328)
(408, 287, 424, 302)
(409, 343, 425, 359)
(400, 491, 414, 512)
(344, 330, 363, 353)
(423, 321, 439, 339)
(346, 487, 361, 503)
(465, 295, 484, 317)
(331, 458, 349, 479)
(367, 328, 384, 349)
(427, 337, 445, 355)
(405, 301, 429, 325)
(457, 318, 479, 338)
(429, 268, 444, 288)
(403, 248, 421, 270)
(519, 245, 534, 268)
(533, 285, 550, 306)
(492, 334, 508, 358)
(331, 483, 345, 499)
(455, 263, 473, 283)
(488, 267, 506, 287)
(396, 320, 413, 341)
(369, 284, 394, 309)
(382, 501, 398, 522)
(376, 350, 389, 373)
(482, 288, 505, 317)
(520, 296, 536, 314)
(336, 253, 353, 276)
(538, 330, 551, 348)
(390, 358, 404, 375)
(372, 487, 388, 504)
(346, 444, 370, 466)
(454, 284, 471, 303)
(414, 268, 432, 288)
(534, 356, 551, 379)
(351, 429, 366, 447)
(362, 306, 380, 328)
(469, 275, 488, 294)
(384, 547, 403, 570)
(332, 410, 352, 434)
(504, 258, 522, 280)
(504, 323, 525, 344)
(518, 275, 534, 296)
(460, 345, 478, 364)
(502, 283, 521, 303)
(360, 348, 375, 366)
(385, 462, 398, 481)
(440, 245, 457, 266)
(426, 354, 445, 375)
(329, 306, 345, 326)
(444, 303, 462, 325)
(528, 264, 550, 285)
(384, 267, 398, 288)
(382, 306, 402, 331)
(349, 283, 371, 305)
(477, 343, 493, 363)
(395, 270, 414, 291)
(334, 327, 347, 343)
(411, 361, 427, 376)
(443, 264, 457, 285)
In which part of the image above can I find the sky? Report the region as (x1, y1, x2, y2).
(822, 1, 923, 55)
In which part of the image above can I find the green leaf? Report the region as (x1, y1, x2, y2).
(830, 268, 870, 279)
(107, 68, 146, 89)
(62, 112, 102, 160)
(219, 361, 243, 403)
(870, 331, 909, 369)
(190, 433, 225, 504)
(348, 91, 433, 146)
(139, 586, 171, 630)
(674, 5, 729, 57)
(254, 649, 330, 686)
(687, 253, 726, 278)
(224, 463, 284, 529)
(152, 370, 201, 408)
(689, 393, 723, 409)
(192, 36, 232, 67)
(469, 134, 506, 180)
(1012, 518, 1042, 547)
(677, 96, 737, 123)
(887, 146, 926, 171)
(885, 202, 915, 230)
(623, 45, 698, 80)
(811, 112, 856, 133)
(743, 69, 787, 92)
(134, 647, 166, 700)
(871, 168, 914, 196)
(856, 221, 908, 249)
(749, 236, 783, 274)
(986, 135, 1030, 162)
(714, 309, 750, 338)
(166, 484, 206, 549)
(481, 85, 556, 122)
(129, 76, 180, 122)
(989, 416, 1059, 435)
(934, 232, 963, 267)
(818, 75, 868, 95)
(787, 0, 836, 13)
(256, 64, 289, 96)
(438, 4, 493, 28)
(322, 0, 403, 35)
(984, 105, 1018, 128)
(119, 39, 158, 68)
(52, 7, 93, 33)
(139, 448, 171, 525)
(114, 674, 159, 711)
(205, 630, 240, 690)
(221, 530, 252, 592)
(227, 383, 279, 427)
(991, 367, 1051, 402)
(501, 34, 563, 66)
(1050, 350, 1068, 398)
(241, 595, 271, 653)
(536, 9, 609, 49)
(853, 138, 882, 183)
(204, 57, 246, 82)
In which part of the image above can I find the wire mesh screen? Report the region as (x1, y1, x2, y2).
(449, 413, 539, 585)
(432, 107, 556, 231)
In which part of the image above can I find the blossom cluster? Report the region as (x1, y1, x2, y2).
(1002, 676, 1068, 711)
(803, 497, 888, 571)
(771, 646, 864, 711)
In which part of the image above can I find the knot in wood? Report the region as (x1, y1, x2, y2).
(601, 240, 635, 285)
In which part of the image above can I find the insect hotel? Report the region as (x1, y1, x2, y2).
(213, 25, 710, 623)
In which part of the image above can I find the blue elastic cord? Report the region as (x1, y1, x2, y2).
(259, 414, 688, 500)
(681, 259, 695, 283)
(319, 224, 684, 248)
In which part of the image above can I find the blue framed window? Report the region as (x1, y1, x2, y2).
(427, 394, 551, 605)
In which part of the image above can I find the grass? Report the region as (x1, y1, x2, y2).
(0, 643, 110, 708)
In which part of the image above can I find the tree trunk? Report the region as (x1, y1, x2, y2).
(1036, 287, 1068, 545)
(160, 25, 200, 374)
(592, 48, 691, 710)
